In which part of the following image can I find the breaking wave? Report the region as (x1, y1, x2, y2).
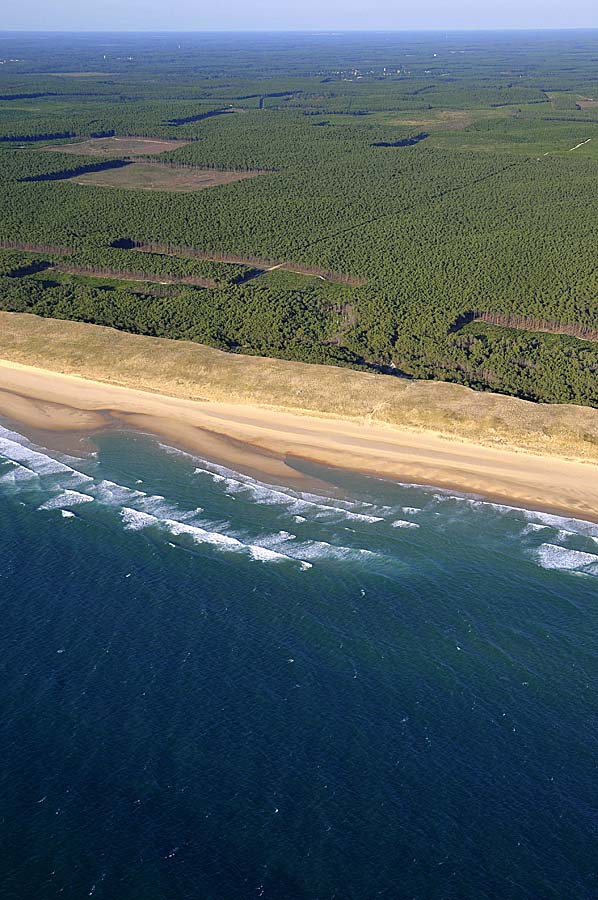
(535, 544, 598, 577)
(1, 423, 596, 577)
(120, 507, 312, 568)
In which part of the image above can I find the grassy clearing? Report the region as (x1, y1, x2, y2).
(42, 136, 190, 156)
(69, 162, 263, 192)
(376, 107, 516, 131)
(259, 267, 345, 293)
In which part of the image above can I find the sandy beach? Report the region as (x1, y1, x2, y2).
(1, 314, 597, 521)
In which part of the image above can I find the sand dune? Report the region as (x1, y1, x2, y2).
(0, 313, 597, 521)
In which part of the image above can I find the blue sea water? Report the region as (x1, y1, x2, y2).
(0, 421, 596, 900)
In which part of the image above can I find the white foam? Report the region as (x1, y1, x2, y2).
(0, 436, 74, 475)
(431, 486, 598, 538)
(391, 519, 420, 529)
(136, 493, 202, 521)
(521, 522, 547, 535)
(525, 510, 598, 539)
(434, 493, 522, 517)
(556, 529, 579, 542)
(535, 543, 598, 576)
(252, 530, 298, 552)
(247, 544, 301, 564)
(290, 538, 378, 562)
(0, 428, 92, 483)
(0, 461, 39, 483)
(345, 512, 384, 524)
(401, 507, 422, 515)
(120, 507, 155, 531)
(194, 467, 226, 483)
(120, 508, 309, 567)
(193, 463, 384, 524)
(299, 488, 364, 512)
(167, 519, 306, 565)
(92, 480, 145, 505)
(39, 490, 94, 510)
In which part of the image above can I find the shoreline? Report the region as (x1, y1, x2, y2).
(1, 357, 597, 524)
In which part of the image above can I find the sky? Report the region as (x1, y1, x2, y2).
(2, 0, 597, 32)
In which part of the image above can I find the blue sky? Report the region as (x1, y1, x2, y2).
(3, 0, 597, 32)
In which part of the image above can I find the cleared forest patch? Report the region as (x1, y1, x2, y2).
(41, 136, 190, 156)
(451, 310, 598, 343)
(67, 162, 263, 192)
(400, 111, 475, 130)
(53, 263, 216, 289)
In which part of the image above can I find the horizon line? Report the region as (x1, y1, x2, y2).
(2, 26, 598, 34)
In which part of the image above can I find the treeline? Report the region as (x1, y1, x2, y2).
(0, 149, 121, 183)
(0, 101, 230, 143)
(1, 270, 595, 405)
(372, 133, 429, 147)
(452, 310, 598, 343)
(0, 92, 60, 101)
(0, 239, 74, 255)
(19, 159, 131, 182)
(132, 157, 273, 175)
(127, 240, 367, 286)
(76, 246, 254, 285)
(0, 131, 76, 143)
(164, 108, 235, 126)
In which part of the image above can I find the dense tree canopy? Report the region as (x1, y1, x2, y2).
(0, 31, 596, 405)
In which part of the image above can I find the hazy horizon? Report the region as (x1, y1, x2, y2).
(2, 26, 598, 33)
(2, 0, 597, 34)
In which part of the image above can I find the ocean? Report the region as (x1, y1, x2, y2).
(0, 421, 596, 900)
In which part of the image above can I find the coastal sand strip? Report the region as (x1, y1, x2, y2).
(0, 326, 597, 521)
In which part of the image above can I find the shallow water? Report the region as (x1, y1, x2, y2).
(0, 423, 596, 899)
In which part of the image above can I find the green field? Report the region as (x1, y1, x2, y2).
(0, 30, 597, 404)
